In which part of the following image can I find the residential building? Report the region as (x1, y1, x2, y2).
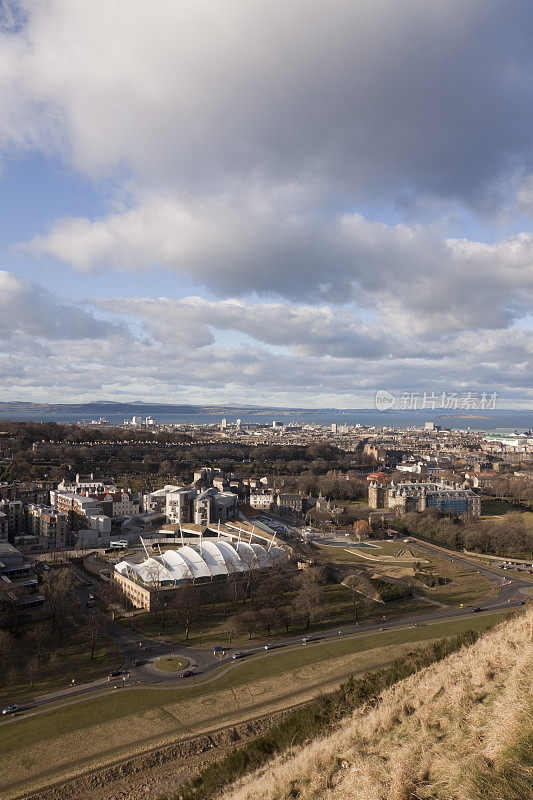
(25, 504, 68, 549)
(276, 493, 306, 515)
(0, 499, 24, 540)
(49, 490, 106, 530)
(0, 511, 7, 541)
(249, 491, 275, 509)
(0, 541, 44, 612)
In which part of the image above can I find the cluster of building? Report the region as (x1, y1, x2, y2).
(0, 481, 67, 552)
(143, 467, 239, 527)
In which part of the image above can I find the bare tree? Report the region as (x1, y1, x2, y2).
(238, 548, 260, 603)
(42, 567, 76, 639)
(277, 605, 293, 633)
(224, 616, 238, 645)
(79, 614, 108, 660)
(174, 580, 200, 640)
(257, 607, 277, 637)
(295, 568, 326, 630)
(28, 626, 49, 669)
(7, 665, 18, 692)
(232, 608, 259, 640)
(144, 559, 165, 623)
(0, 584, 21, 632)
(27, 657, 39, 688)
(342, 574, 362, 622)
(0, 629, 15, 676)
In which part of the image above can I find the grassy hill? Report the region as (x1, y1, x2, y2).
(219, 608, 532, 800)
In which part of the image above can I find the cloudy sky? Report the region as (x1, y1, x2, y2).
(0, 0, 532, 408)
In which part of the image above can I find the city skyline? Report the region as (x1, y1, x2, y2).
(0, 1, 532, 408)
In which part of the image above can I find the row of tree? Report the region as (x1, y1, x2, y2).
(391, 509, 533, 558)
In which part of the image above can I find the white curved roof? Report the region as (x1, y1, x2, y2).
(236, 541, 261, 566)
(249, 542, 271, 566)
(120, 557, 178, 584)
(215, 540, 245, 571)
(198, 541, 230, 576)
(165, 546, 212, 580)
(158, 549, 194, 582)
(115, 539, 286, 586)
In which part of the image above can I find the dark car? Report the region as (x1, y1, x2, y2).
(2, 704, 18, 715)
(472, 607, 482, 612)
(179, 670, 194, 678)
(132, 660, 142, 667)
(108, 669, 122, 678)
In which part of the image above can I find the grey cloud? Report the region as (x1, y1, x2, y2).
(0, 1, 532, 208)
(0, 270, 119, 341)
(94, 296, 389, 358)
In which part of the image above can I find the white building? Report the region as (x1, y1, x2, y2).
(249, 491, 275, 509)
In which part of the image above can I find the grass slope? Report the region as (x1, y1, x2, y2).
(221, 607, 533, 800)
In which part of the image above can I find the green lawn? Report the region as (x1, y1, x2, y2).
(152, 656, 189, 672)
(0, 610, 511, 760)
(481, 498, 527, 516)
(415, 558, 493, 605)
(313, 540, 494, 607)
(311, 542, 371, 563)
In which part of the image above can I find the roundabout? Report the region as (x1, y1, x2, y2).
(151, 655, 190, 673)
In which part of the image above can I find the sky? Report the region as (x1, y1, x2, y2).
(0, 0, 532, 409)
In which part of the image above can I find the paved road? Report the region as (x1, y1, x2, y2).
(1, 538, 530, 722)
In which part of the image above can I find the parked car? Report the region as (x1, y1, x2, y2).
(2, 704, 18, 715)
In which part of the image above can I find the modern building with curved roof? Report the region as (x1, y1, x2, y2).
(114, 538, 286, 609)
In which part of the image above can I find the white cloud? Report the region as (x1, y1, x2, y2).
(28, 193, 533, 333)
(0, 2, 532, 405)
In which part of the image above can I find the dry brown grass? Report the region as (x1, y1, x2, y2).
(223, 608, 533, 800)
